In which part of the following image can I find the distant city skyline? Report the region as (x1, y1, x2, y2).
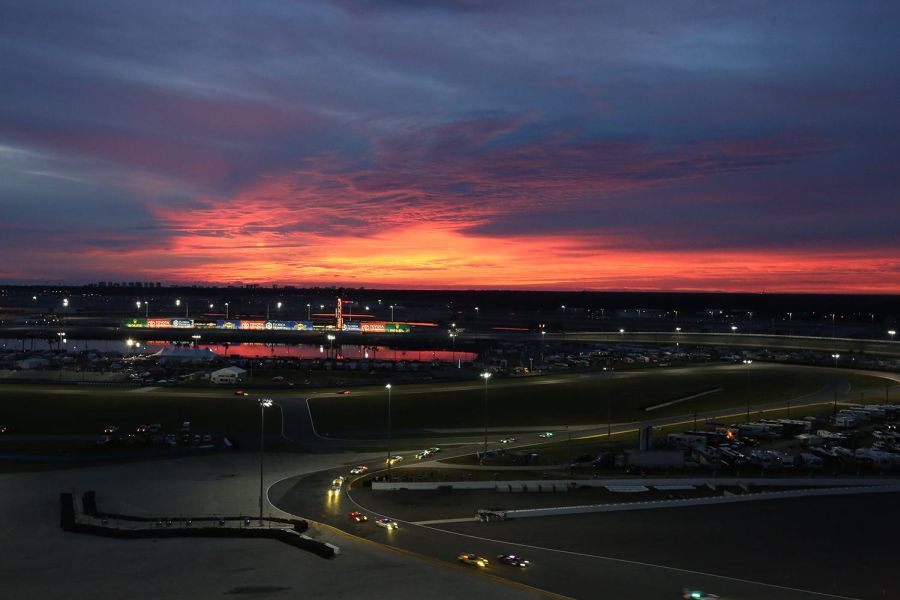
(1, 2, 898, 292)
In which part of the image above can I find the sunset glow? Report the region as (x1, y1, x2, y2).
(1, 2, 898, 292)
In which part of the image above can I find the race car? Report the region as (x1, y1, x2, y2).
(682, 589, 719, 600)
(375, 517, 399, 530)
(457, 553, 489, 568)
(415, 450, 434, 459)
(427, 446, 442, 453)
(538, 431, 555, 438)
(496, 553, 529, 567)
(386, 455, 403, 465)
(499, 436, 516, 444)
(348, 511, 368, 523)
(350, 465, 368, 474)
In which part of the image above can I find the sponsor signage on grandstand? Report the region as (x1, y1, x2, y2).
(265, 320, 314, 331)
(123, 318, 194, 329)
(342, 321, 361, 332)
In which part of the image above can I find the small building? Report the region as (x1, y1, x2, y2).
(210, 366, 247, 384)
(16, 357, 50, 370)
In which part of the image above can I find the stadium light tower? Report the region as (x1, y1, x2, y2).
(258, 398, 273, 526)
(481, 372, 492, 457)
(889, 330, 896, 342)
(742, 359, 753, 422)
(385, 384, 392, 476)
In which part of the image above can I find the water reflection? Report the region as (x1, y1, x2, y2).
(0, 338, 476, 364)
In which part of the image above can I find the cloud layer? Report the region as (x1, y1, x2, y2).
(1, 0, 898, 291)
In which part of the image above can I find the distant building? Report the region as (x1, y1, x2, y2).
(210, 366, 247, 384)
(16, 357, 50, 369)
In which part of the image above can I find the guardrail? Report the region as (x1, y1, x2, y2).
(371, 476, 900, 492)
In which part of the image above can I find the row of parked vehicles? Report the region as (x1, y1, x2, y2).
(96, 421, 214, 447)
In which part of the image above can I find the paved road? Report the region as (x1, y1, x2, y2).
(265, 364, 899, 598)
(269, 463, 874, 599)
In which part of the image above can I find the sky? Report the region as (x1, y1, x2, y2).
(1, 1, 898, 292)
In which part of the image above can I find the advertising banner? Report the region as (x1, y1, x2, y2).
(146, 318, 176, 328)
(342, 321, 361, 332)
(217, 319, 241, 329)
(385, 323, 411, 333)
(265, 320, 297, 330)
(170, 319, 194, 328)
(123, 318, 147, 328)
(361, 321, 387, 333)
(240, 320, 266, 330)
(294, 321, 314, 331)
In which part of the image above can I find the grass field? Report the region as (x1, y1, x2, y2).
(308, 365, 893, 435)
(0, 388, 282, 436)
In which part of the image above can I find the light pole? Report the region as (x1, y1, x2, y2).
(787, 312, 793, 336)
(225, 302, 229, 320)
(306, 303, 311, 321)
(742, 359, 753, 422)
(385, 384, 392, 476)
(176, 299, 188, 317)
(258, 398, 273, 526)
(327, 334, 335, 358)
(831, 354, 840, 417)
(481, 372, 491, 458)
(449, 332, 457, 366)
(390, 305, 394, 322)
(889, 330, 896, 342)
(266, 301, 282, 321)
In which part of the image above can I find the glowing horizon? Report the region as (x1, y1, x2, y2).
(1, 2, 898, 293)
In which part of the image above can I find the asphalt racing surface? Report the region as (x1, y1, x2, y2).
(269, 460, 891, 600)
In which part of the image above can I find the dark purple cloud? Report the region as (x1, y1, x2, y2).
(0, 0, 898, 289)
